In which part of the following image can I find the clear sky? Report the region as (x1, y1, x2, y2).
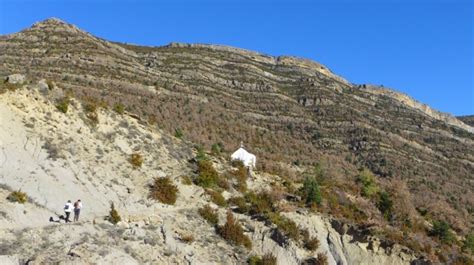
(1, 0, 472, 115)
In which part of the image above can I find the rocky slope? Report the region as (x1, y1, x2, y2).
(0, 81, 421, 264)
(0, 18, 473, 263)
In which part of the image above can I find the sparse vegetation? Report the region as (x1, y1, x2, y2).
(129, 153, 143, 168)
(207, 189, 227, 207)
(217, 210, 252, 249)
(198, 204, 219, 225)
(149, 177, 178, 205)
(463, 233, 474, 254)
(108, 203, 121, 224)
(174, 128, 183, 139)
(56, 96, 70, 113)
(247, 253, 277, 265)
(231, 160, 248, 192)
(6, 190, 28, 204)
(301, 229, 320, 251)
(180, 234, 195, 243)
(181, 175, 192, 185)
(376, 191, 393, 221)
(113, 103, 125, 114)
(315, 253, 328, 265)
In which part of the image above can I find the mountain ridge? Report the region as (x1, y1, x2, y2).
(1, 18, 473, 263)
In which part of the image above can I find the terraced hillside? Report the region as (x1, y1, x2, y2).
(1, 18, 473, 260)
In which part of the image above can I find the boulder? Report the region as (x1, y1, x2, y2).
(6, 74, 26, 84)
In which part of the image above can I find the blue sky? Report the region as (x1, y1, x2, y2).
(1, 0, 472, 115)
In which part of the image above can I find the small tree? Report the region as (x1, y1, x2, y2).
(301, 176, 322, 206)
(357, 168, 379, 198)
(430, 220, 455, 244)
(108, 203, 121, 224)
(196, 160, 220, 188)
(377, 191, 393, 221)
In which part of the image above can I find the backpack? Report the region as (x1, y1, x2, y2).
(64, 204, 69, 210)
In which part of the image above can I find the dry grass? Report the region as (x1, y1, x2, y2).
(6, 190, 28, 204)
(129, 153, 143, 169)
(198, 204, 219, 225)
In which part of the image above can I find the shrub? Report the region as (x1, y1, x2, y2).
(46, 80, 54, 90)
(211, 143, 223, 156)
(245, 191, 274, 215)
(113, 103, 125, 114)
(56, 97, 70, 113)
(207, 189, 227, 207)
(83, 100, 100, 125)
(429, 220, 455, 244)
(195, 145, 207, 161)
(357, 169, 378, 198)
(129, 153, 143, 169)
(232, 161, 248, 192)
(174, 128, 184, 139)
(149, 177, 179, 205)
(301, 229, 320, 251)
(228, 196, 249, 213)
(217, 210, 252, 249)
(301, 176, 322, 206)
(464, 233, 474, 254)
(180, 234, 195, 243)
(181, 175, 192, 185)
(6, 190, 28, 203)
(376, 191, 393, 221)
(108, 203, 121, 224)
(198, 204, 219, 225)
(248, 254, 277, 265)
(315, 253, 328, 265)
(268, 213, 299, 241)
(195, 160, 220, 188)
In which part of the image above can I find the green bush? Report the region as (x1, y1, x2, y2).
(174, 128, 184, 139)
(56, 97, 70, 113)
(376, 191, 393, 221)
(232, 161, 248, 192)
(217, 210, 252, 249)
(211, 143, 223, 156)
(198, 204, 219, 225)
(207, 189, 227, 207)
(149, 177, 179, 205)
(195, 160, 220, 188)
(113, 103, 125, 114)
(429, 220, 455, 244)
(357, 168, 379, 198)
(129, 153, 143, 169)
(301, 176, 322, 206)
(245, 191, 274, 215)
(228, 196, 249, 213)
(108, 203, 121, 224)
(6, 190, 28, 203)
(464, 233, 474, 254)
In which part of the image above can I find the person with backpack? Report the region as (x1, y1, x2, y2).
(64, 200, 73, 223)
(73, 199, 82, 222)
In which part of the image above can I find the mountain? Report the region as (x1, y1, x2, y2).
(458, 115, 474, 127)
(0, 18, 473, 263)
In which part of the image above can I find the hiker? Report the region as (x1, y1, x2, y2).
(64, 200, 73, 223)
(74, 199, 83, 222)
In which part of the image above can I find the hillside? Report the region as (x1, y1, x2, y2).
(459, 115, 474, 127)
(0, 18, 473, 263)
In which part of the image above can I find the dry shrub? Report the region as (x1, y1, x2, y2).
(217, 210, 252, 249)
(6, 190, 28, 203)
(228, 196, 249, 213)
(180, 233, 195, 243)
(245, 191, 274, 215)
(315, 253, 328, 265)
(267, 213, 299, 241)
(149, 177, 178, 205)
(181, 175, 192, 185)
(248, 254, 277, 265)
(301, 228, 320, 251)
(207, 189, 227, 207)
(231, 160, 248, 192)
(129, 153, 143, 168)
(108, 203, 121, 224)
(113, 103, 125, 114)
(56, 96, 70, 113)
(198, 204, 219, 225)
